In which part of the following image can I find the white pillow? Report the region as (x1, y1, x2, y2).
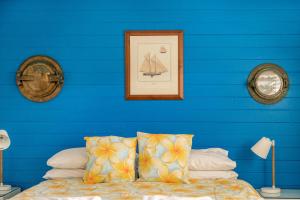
(192, 148, 228, 157)
(43, 169, 238, 180)
(43, 169, 85, 179)
(46, 147, 231, 170)
(189, 151, 236, 171)
(189, 170, 238, 179)
(47, 147, 87, 169)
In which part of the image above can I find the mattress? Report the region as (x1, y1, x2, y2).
(11, 178, 262, 200)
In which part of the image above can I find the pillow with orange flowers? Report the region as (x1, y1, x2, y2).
(83, 136, 137, 184)
(137, 132, 193, 183)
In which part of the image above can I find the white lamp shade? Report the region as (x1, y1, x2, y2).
(251, 137, 272, 159)
(0, 130, 10, 150)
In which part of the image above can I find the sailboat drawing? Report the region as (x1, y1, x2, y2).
(140, 53, 168, 77)
(160, 46, 167, 53)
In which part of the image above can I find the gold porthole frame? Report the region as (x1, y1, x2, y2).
(16, 55, 64, 102)
(247, 63, 289, 104)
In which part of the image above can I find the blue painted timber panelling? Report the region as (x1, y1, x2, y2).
(0, 0, 299, 189)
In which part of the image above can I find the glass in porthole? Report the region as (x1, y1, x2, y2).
(255, 70, 283, 97)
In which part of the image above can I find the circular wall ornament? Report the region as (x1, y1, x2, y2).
(247, 63, 289, 104)
(16, 55, 64, 102)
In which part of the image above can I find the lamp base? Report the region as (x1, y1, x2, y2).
(0, 184, 11, 191)
(261, 187, 281, 194)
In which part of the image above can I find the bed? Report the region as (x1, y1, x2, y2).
(11, 178, 262, 200)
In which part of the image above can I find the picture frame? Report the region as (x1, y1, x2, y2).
(125, 30, 183, 100)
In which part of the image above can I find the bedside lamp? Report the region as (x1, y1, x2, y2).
(251, 137, 280, 195)
(0, 130, 11, 191)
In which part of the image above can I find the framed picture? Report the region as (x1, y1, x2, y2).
(125, 30, 183, 100)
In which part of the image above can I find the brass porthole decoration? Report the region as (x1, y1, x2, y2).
(16, 55, 64, 102)
(247, 63, 289, 104)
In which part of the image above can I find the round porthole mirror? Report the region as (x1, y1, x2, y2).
(247, 63, 289, 104)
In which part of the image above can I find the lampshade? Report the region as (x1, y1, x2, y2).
(251, 137, 272, 159)
(0, 130, 10, 150)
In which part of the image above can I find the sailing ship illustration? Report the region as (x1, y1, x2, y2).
(160, 46, 167, 53)
(140, 52, 168, 77)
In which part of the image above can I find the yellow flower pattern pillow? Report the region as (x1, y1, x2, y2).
(83, 136, 137, 184)
(137, 132, 193, 183)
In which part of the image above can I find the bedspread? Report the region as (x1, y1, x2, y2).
(11, 178, 262, 200)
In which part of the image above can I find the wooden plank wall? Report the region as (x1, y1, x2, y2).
(0, 0, 299, 189)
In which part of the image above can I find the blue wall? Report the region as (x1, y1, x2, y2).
(0, 0, 300, 189)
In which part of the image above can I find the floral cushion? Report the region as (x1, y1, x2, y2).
(83, 136, 137, 184)
(137, 132, 193, 183)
